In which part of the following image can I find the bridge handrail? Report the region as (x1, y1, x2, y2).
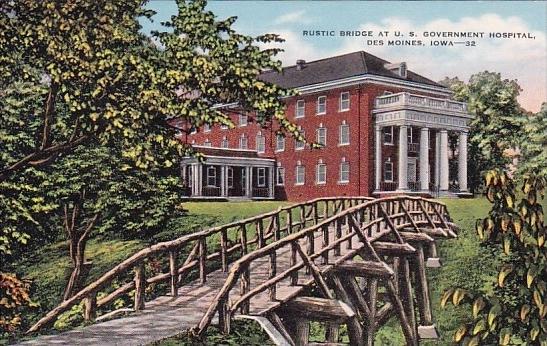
(27, 196, 373, 333)
(195, 196, 452, 335)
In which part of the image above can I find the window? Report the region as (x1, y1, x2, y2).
(340, 159, 350, 183)
(203, 139, 212, 147)
(207, 166, 217, 186)
(203, 123, 211, 132)
(257, 168, 266, 187)
(316, 96, 326, 114)
(384, 160, 394, 182)
(317, 126, 327, 147)
(190, 127, 197, 134)
(295, 100, 305, 118)
(256, 133, 265, 153)
(339, 92, 350, 111)
(295, 164, 305, 185)
(295, 128, 305, 150)
(276, 134, 285, 152)
(407, 127, 417, 144)
(221, 137, 229, 148)
(316, 162, 326, 184)
(276, 167, 285, 186)
(220, 124, 228, 130)
(339, 122, 350, 145)
(239, 113, 248, 127)
(383, 126, 394, 144)
(239, 135, 248, 149)
(227, 167, 234, 188)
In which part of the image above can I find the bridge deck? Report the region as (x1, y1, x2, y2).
(18, 226, 362, 346)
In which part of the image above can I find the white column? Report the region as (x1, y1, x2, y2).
(398, 125, 408, 190)
(419, 128, 430, 191)
(458, 131, 468, 192)
(268, 166, 274, 198)
(435, 131, 440, 188)
(220, 166, 226, 197)
(245, 166, 252, 198)
(439, 130, 449, 191)
(375, 126, 382, 190)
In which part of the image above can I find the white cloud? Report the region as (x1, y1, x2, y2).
(269, 14, 546, 112)
(274, 10, 312, 25)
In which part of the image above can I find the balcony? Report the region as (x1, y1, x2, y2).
(375, 92, 467, 113)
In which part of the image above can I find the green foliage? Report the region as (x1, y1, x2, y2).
(517, 103, 547, 179)
(440, 73, 526, 192)
(442, 171, 546, 345)
(0, 0, 298, 256)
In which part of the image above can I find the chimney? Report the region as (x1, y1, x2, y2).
(296, 59, 306, 70)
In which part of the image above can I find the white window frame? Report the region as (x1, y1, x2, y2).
(276, 134, 285, 152)
(227, 167, 234, 188)
(383, 126, 394, 145)
(239, 135, 248, 150)
(295, 129, 305, 150)
(295, 165, 305, 185)
(316, 163, 326, 185)
(203, 139, 212, 147)
(221, 137, 229, 148)
(339, 161, 350, 183)
(339, 91, 350, 112)
(203, 123, 211, 132)
(317, 127, 327, 147)
(239, 113, 248, 127)
(384, 161, 394, 182)
(408, 127, 418, 144)
(316, 96, 326, 115)
(339, 123, 350, 146)
(295, 100, 305, 118)
(257, 167, 266, 187)
(207, 166, 217, 187)
(220, 124, 228, 130)
(276, 167, 285, 186)
(256, 134, 265, 153)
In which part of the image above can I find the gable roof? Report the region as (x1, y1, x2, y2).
(259, 51, 444, 89)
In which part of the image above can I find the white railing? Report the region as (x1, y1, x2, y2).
(375, 92, 467, 112)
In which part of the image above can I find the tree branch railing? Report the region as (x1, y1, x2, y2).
(195, 196, 455, 337)
(26, 196, 372, 334)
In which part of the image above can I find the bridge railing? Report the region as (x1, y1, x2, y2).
(27, 196, 372, 333)
(196, 196, 454, 336)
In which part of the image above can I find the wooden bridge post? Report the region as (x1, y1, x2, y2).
(322, 224, 329, 264)
(334, 217, 342, 256)
(412, 244, 434, 326)
(257, 219, 265, 248)
(299, 205, 305, 230)
(134, 261, 146, 311)
(240, 264, 250, 314)
(286, 209, 293, 234)
(169, 249, 178, 297)
(398, 258, 417, 340)
(240, 224, 248, 255)
(199, 238, 207, 284)
(83, 294, 97, 321)
(269, 250, 277, 300)
(274, 214, 281, 240)
(290, 242, 299, 286)
(323, 200, 329, 220)
(313, 201, 319, 224)
(365, 278, 378, 346)
(220, 228, 228, 272)
(218, 297, 231, 334)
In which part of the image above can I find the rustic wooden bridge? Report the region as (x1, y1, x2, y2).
(22, 196, 457, 346)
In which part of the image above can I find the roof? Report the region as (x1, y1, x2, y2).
(259, 51, 444, 89)
(192, 146, 275, 159)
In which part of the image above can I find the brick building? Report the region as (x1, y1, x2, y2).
(177, 51, 472, 201)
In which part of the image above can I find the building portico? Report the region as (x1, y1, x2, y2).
(372, 92, 472, 197)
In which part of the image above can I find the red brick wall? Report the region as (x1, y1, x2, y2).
(183, 82, 449, 201)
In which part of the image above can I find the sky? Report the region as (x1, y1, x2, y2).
(142, 1, 547, 112)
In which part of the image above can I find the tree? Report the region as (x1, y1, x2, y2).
(40, 141, 184, 300)
(442, 171, 546, 344)
(0, 0, 298, 254)
(517, 103, 547, 179)
(439, 73, 525, 191)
